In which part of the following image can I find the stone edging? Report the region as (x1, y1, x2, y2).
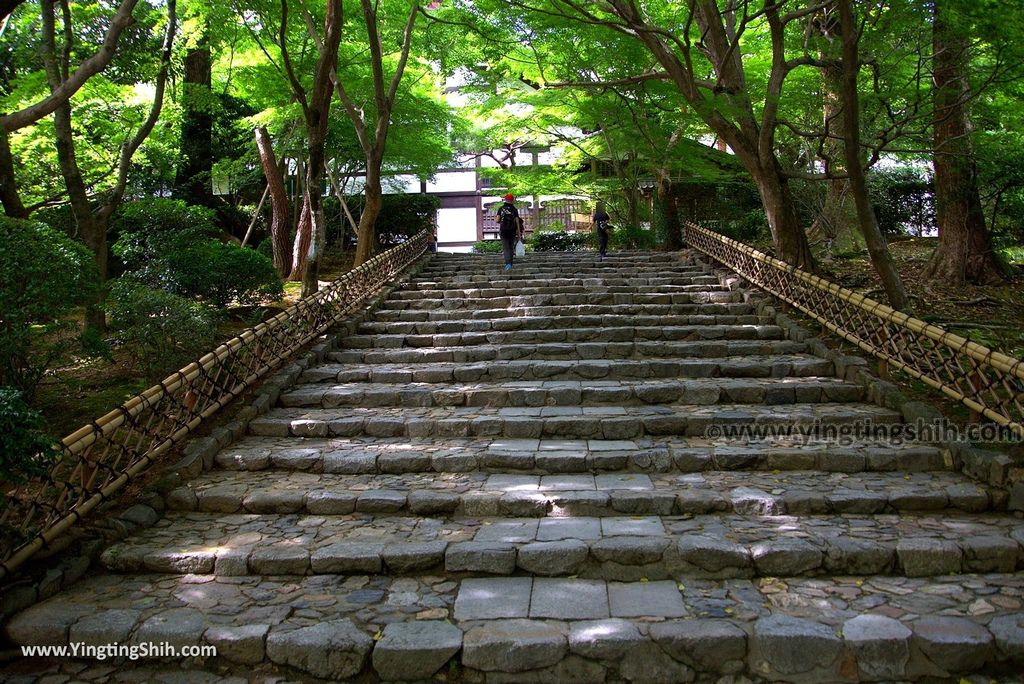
(0, 252, 437, 627)
(693, 251, 1024, 513)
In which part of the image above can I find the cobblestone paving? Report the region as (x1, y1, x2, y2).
(5, 251, 1023, 682)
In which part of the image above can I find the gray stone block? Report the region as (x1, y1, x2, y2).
(530, 578, 609, 619)
(311, 542, 383, 574)
(372, 621, 462, 681)
(462, 619, 567, 673)
(446, 542, 516, 575)
(133, 607, 206, 650)
(590, 536, 669, 565)
(205, 624, 269, 665)
(843, 614, 911, 681)
(912, 615, 994, 674)
(988, 613, 1024, 660)
(750, 615, 841, 676)
(650, 619, 747, 673)
(517, 540, 589, 575)
(896, 539, 962, 576)
(69, 608, 140, 646)
(382, 542, 446, 572)
(677, 535, 752, 573)
(751, 538, 823, 576)
(608, 580, 686, 618)
(455, 578, 532, 620)
(568, 619, 643, 660)
(266, 620, 372, 679)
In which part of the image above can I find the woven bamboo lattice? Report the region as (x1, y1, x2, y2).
(0, 230, 430, 580)
(684, 222, 1024, 438)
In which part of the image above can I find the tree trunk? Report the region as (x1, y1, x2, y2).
(838, 0, 910, 311)
(810, 61, 863, 253)
(174, 28, 213, 206)
(254, 126, 291, 277)
(353, 161, 383, 267)
(925, 3, 1007, 285)
(655, 174, 682, 250)
(291, 191, 311, 282)
(750, 159, 815, 268)
(0, 130, 28, 218)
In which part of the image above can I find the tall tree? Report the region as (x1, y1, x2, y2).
(334, 0, 419, 267)
(40, 0, 176, 329)
(0, 0, 141, 218)
(254, 125, 292, 276)
(174, 19, 214, 206)
(279, 0, 344, 296)
(837, 0, 909, 310)
(925, 1, 1008, 284)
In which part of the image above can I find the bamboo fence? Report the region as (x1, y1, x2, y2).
(684, 222, 1024, 438)
(0, 230, 430, 580)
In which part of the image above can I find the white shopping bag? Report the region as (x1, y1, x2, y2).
(515, 240, 525, 257)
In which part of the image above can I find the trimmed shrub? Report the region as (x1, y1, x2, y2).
(106, 278, 220, 378)
(528, 230, 593, 252)
(0, 217, 98, 398)
(472, 240, 504, 254)
(111, 198, 219, 274)
(608, 224, 658, 251)
(325, 194, 440, 249)
(163, 241, 283, 307)
(0, 386, 57, 492)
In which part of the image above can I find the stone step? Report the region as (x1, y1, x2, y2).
(164, 470, 993, 519)
(370, 302, 759, 322)
(8, 572, 1023, 681)
(99, 511, 1022, 579)
(420, 262, 704, 276)
(380, 291, 745, 311)
(358, 313, 772, 335)
(301, 355, 834, 384)
(278, 377, 864, 410)
(338, 324, 787, 350)
(388, 283, 731, 301)
(213, 436, 952, 475)
(247, 402, 901, 440)
(407, 274, 722, 289)
(325, 339, 811, 365)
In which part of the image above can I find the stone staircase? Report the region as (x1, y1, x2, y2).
(5, 251, 1024, 682)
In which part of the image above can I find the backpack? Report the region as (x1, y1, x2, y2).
(498, 203, 518, 232)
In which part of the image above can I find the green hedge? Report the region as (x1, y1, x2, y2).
(472, 240, 504, 254)
(0, 217, 98, 398)
(528, 230, 594, 252)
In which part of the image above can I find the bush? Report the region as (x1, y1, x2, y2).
(163, 241, 283, 307)
(0, 386, 57, 491)
(326, 194, 440, 249)
(472, 240, 504, 254)
(715, 210, 771, 244)
(868, 167, 934, 237)
(0, 217, 99, 399)
(608, 224, 657, 251)
(528, 230, 594, 252)
(111, 198, 219, 275)
(106, 278, 220, 378)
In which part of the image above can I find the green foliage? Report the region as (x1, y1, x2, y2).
(867, 168, 935, 237)
(715, 211, 772, 244)
(111, 198, 219, 273)
(528, 230, 593, 252)
(106, 278, 220, 378)
(162, 241, 283, 307)
(0, 217, 98, 399)
(111, 198, 281, 307)
(472, 240, 504, 254)
(327, 194, 440, 248)
(0, 386, 57, 491)
(608, 224, 657, 251)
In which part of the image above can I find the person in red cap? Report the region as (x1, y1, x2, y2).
(495, 192, 523, 270)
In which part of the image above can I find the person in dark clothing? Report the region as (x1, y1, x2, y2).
(593, 201, 611, 258)
(496, 193, 522, 270)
